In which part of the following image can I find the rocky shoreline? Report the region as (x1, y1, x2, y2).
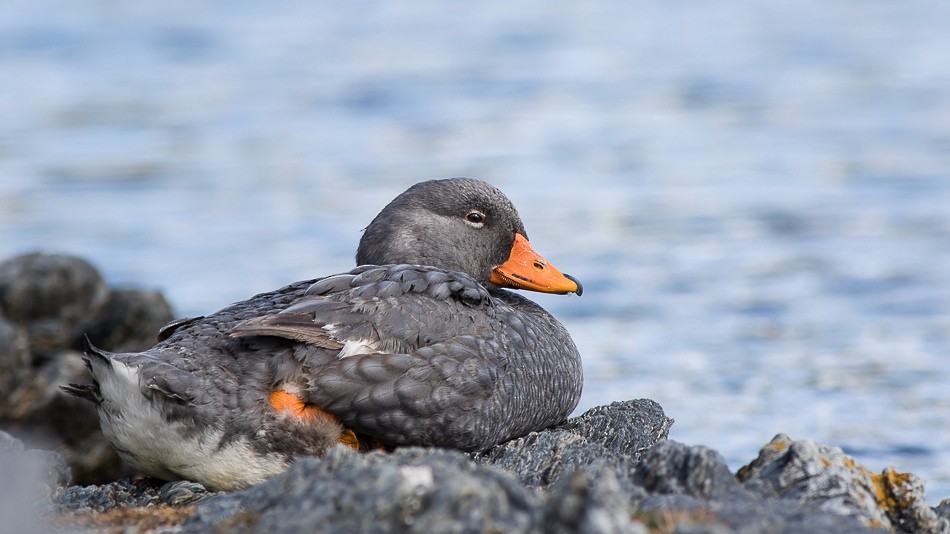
(1, 253, 948, 533)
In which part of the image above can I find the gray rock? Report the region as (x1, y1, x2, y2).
(0, 253, 109, 359)
(633, 440, 743, 500)
(0, 315, 30, 391)
(936, 499, 950, 522)
(738, 434, 885, 522)
(543, 466, 648, 534)
(85, 288, 173, 353)
(0, 430, 71, 534)
(477, 399, 671, 493)
(633, 439, 880, 533)
(738, 433, 948, 533)
(0, 429, 71, 491)
(181, 447, 544, 533)
(36, 400, 947, 534)
(58, 479, 165, 514)
(57, 479, 215, 514)
(0, 253, 174, 486)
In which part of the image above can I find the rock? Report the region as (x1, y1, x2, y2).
(633, 440, 745, 500)
(57, 478, 215, 514)
(52, 478, 217, 532)
(1, 349, 129, 484)
(633, 439, 879, 533)
(0, 430, 71, 493)
(542, 466, 648, 534)
(39, 402, 948, 534)
(477, 399, 671, 493)
(181, 447, 542, 533)
(738, 433, 950, 533)
(85, 288, 174, 353)
(936, 499, 950, 522)
(0, 252, 174, 486)
(0, 430, 71, 534)
(0, 315, 30, 391)
(0, 253, 109, 359)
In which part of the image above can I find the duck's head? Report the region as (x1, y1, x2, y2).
(356, 178, 582, 296)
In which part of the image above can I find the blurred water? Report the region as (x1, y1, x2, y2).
(2, 0, 950, 501)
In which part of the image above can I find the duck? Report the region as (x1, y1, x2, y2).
(64, 178, 583, 491)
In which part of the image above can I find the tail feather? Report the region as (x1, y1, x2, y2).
(81, 334, 113, 368)
(60, 335, 111, 405)
(61, 382, 102, 404)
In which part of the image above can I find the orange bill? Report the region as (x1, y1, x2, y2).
(490, 233, 583, 295)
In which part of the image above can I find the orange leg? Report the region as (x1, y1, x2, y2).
(268, 390, 361, 451)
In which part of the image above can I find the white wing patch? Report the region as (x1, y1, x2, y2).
(322, 323, 380, 358)
(338, 338, 380, 358)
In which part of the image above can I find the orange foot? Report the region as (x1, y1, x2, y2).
(268, 390, 381, 452)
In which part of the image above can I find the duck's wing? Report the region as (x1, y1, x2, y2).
(229, 264, 505, 449)
(230, 264, 494, 356)
(305, 334, 503, 451)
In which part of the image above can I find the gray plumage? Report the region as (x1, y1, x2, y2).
(64, 178, 583, 490)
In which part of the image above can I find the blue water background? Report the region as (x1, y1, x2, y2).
(2, 1, 950, 500)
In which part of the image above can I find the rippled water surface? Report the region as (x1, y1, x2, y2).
(3, 0, 950, 500)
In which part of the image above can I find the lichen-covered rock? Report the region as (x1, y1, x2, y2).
(936, 499, 950, 522)
(737, 433, 949, 533)
(632, 439, 880, 533)
(57, 478, 215, 514)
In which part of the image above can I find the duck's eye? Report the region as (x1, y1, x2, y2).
(465, 210, 486, 227)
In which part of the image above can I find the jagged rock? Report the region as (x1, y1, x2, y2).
(51, 479, 216, 533)
(0, 253, 109, 359)
(180, 447, 544, 533)
(38, 402, 949, 534)
(632, 439, 880, 533)
(738, 433, 948, 533)
(477, 399, 671, 493)
(542, 466, 647, 534)
(936, 499, 950, 522)
(633, 440, 743, 500)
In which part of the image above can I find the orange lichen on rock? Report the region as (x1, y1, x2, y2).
(872, 468, 916, 512)
(50, 506, 196, 533)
